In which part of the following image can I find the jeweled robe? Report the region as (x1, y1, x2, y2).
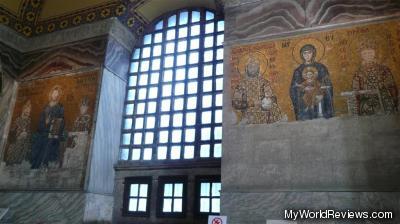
(73, 114, 91, 132)
(352, 62, 398, 115)
(232, 76, 282, 124)
(5, 116, 31, 165)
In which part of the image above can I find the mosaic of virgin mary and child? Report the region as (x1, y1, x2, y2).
(290, 40, 334, 120)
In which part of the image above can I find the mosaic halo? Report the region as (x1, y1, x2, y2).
(47, 84, 63, 101)
(349, 31, 390, 65)
(236, 51, 269, 78)
(292, 37, 325, 64)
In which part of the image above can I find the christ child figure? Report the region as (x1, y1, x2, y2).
(298, 66, 324, 113)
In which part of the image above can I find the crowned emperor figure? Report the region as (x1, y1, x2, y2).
(232, 56, 283, 124)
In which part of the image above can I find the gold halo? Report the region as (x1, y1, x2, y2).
(348, 32, 389, 65)
(48, 85, 63, 101)
(236, 51, 268, 77)
(292, 38, 325, 64)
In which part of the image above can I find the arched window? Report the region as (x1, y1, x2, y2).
(120, 8, 224, 162)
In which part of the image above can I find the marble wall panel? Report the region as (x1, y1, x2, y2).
(222, 114, 400, 192)
(0, 18, 133, 53)
(305, 0, 400, 27)
(104, 36, 131, 81)
(222, 192, 400, 224)
(225, 0, 306, 42)
(0, 42, 24, 77)
(20, 38, 107, 80)
(0, 192, 85, 224)
(0, 43, 21, 163)
(0, 73, 17, 160)
(225, 0, 400, 43)
(83, 193, 113, 223)
(88, 68, 126, 194)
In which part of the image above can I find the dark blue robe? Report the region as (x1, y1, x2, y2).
(290, 62, 334, 120)
(31, 103, 64, 169)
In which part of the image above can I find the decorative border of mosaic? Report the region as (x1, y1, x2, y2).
(0, 0, 149, 37)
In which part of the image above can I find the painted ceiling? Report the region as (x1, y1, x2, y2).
(0, 0, 223, 37)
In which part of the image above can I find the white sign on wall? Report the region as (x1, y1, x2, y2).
(208, 215, 228, 224)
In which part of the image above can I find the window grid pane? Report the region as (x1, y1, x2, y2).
(121, 9, 224, 161)
(162, 182, 185, 214)
(128, 183, 149, 213)
(199, 181, 221, 214)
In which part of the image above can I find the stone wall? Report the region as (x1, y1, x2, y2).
(222, 0, 400, 223)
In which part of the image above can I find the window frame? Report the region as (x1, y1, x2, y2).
(119, 7, 224, 163)
(195, 175, 221, 217)
(157, 176, 188, 218)
(143, 7, 223, 34)
(122, 176, 152, 217)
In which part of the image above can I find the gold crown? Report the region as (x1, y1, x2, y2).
(247, 55, 260, 65)
(81, 96, 89, 106)
(358, 38, 377, 51)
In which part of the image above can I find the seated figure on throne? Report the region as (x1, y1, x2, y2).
(232, 57, 284, 124)
(31, 85, 65, 169)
